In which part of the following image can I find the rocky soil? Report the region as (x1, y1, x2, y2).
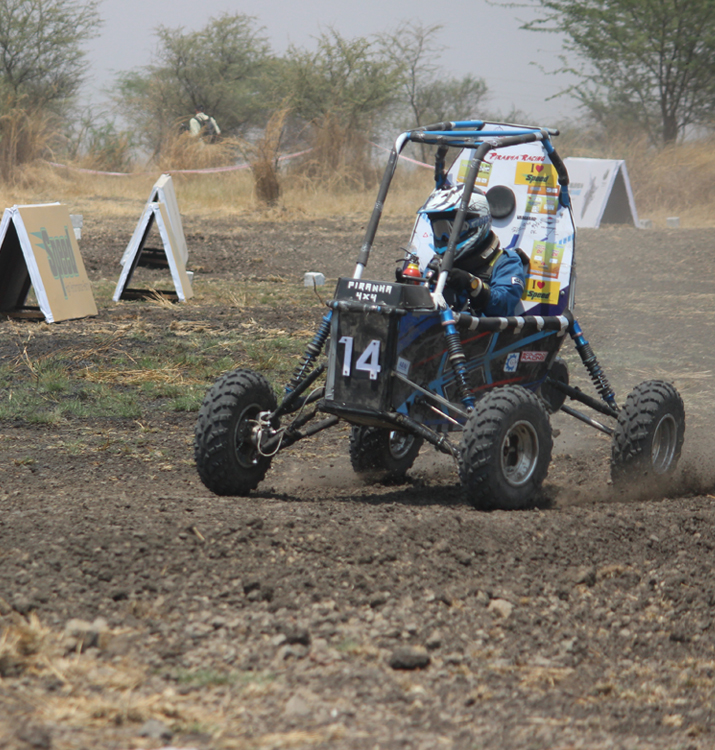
(2, 214, 715, 750)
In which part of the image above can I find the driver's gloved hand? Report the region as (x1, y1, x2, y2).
(449, 269, 491, 311)
(448, 268, 475, 292)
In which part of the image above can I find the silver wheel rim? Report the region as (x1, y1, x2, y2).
(652, 414, 678, 474)
(500, 420, 539, 487)
(388, 431, 416, 460)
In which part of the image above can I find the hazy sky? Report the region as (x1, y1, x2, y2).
(86, 0, 577, 125)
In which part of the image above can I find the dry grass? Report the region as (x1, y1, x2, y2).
(556, 130, 715, 227)
(0, 612, 51, 673)
(0, 104, 56, 182)
(0, 135, 714, 226)
(234, 107, 291, 206)
(156, 131, 241, 173)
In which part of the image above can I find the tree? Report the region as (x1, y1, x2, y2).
(0, 0, 101, 113)
(379, 22, 489, 129)
(521, 0, 715, 143)
(0, 0, 101, 177)
(377, 22, 488, 162)
(115, 13, 272, 155)
(277, 29, 402, 182)
(410, 75, 489, 127)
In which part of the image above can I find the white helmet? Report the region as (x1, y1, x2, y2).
(418, 185, 492, 261)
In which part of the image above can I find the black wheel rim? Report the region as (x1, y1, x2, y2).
(232, 403, 264, 469)
(651, 413, 678, 474)
(500, 420, 539, 487)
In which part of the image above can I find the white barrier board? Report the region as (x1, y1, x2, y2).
(113, 202, 193, 302)
(120, 173, 188, 265)
(562, 157, 639, 228)
(0, 203, 97, 322)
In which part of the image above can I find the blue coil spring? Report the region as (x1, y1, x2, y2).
(444, 328, 476, 410)
(287, 312, 332, 393)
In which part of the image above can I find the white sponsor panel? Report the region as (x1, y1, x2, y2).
(407, 123, 576, 316)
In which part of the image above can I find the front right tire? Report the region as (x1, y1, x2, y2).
(459, 385, 553, 510)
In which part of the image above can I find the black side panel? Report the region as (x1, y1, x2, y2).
(0, 222, 31, 312)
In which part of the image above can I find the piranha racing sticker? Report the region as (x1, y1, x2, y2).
(520, 350, 548, 363)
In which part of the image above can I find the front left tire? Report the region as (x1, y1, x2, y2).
(194, 369, 278, 496)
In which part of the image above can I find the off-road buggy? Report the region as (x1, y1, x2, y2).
(194, 121, 685, 510)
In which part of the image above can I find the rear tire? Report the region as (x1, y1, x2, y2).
(611, 380, 685, 484)
(194, 369, 278, 496)
(459, 385, 552, 510)
(349, 426, 423, 482)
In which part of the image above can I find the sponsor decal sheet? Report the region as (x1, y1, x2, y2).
(408, 124, 575, 315)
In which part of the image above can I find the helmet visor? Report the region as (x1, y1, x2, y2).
(431, 218, 453, 247)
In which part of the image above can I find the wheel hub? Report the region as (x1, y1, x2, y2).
(388, 431, 417, 460)
(500, 420, 539, 487)
(232, 405, 271, 468)
(651, 413, 678, 474)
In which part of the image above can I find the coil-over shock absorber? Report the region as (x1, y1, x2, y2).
(286, 311, 332, 393)
(570, 320, 618, 411)
(441, 309, 476, 410)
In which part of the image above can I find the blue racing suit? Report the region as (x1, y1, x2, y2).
(479, 248, 526, 317)
(442, 246, 526, 317)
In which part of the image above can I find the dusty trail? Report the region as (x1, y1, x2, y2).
(1, 218, 715, 749)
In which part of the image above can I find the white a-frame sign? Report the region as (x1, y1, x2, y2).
(119, 173, 188, 267)
(0, 203, 97, 322)
(562, 157, 640, 228)
(113, 201, 193, 302)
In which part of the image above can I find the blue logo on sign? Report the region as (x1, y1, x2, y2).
(504, 352, 520, 373)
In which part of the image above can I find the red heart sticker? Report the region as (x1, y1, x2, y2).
(535, 164, 543, 173)
(537, 281, 545, 289)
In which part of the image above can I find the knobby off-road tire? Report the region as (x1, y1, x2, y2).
(459, 385, 553, 511)
(611, 380, 685, 485)
(194, 369, 278, 496)
(349, 426, 423, 483)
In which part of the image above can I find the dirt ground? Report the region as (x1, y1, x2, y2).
(2, 213, 715, 750)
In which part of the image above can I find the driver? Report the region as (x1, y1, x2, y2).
(418, 185, 527, 317)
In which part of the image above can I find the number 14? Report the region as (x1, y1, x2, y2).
(339, 336, 382, 380)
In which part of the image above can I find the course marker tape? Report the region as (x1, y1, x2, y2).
(45, 148, 313, 177)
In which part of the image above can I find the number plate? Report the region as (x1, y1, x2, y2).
(325, 309, 396, 411)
